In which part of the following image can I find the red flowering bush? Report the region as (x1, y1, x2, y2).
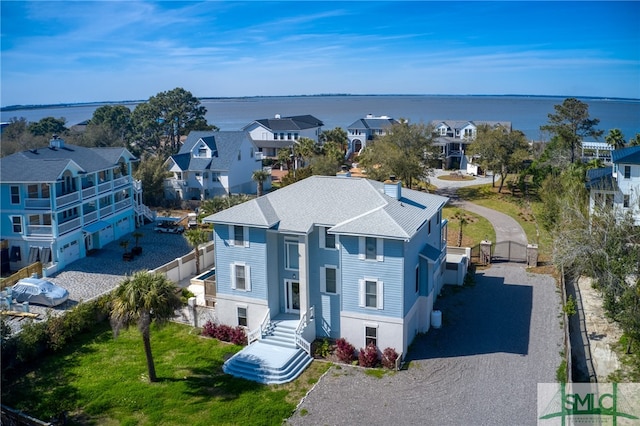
(381, 347, 399, 370)
(358, 343, 379, 368)
(335, 337, 356, 363)
(201, 321, 247, 346)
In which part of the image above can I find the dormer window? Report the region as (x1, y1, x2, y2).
(198, 146, 207, 157)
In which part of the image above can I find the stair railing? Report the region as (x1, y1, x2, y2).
(295, 306, 315, 355)
(248, 309, 270, 345)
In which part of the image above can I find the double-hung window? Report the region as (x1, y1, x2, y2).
(624, 194, 630, 208)
(624, 166, 631, 179)
(231, 263, 251, 291)
(320, 265, 339, 294)
(285, 238, 299, 270)
(237, 306, 248, 327)
(229, 225, 248, 247)
(319, 227, 336, 249)
(11, 216, 23, 233)
(359, 278, 383, 309)
(365, 325, 378, 346)
(359, 237, 383, 261)
(10, 186, 20, 204)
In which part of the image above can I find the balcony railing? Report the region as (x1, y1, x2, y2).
(114, 198, 132, 212)
(25, 198, 51, 209)
(113, 175, 131, 188)
(84, 210, 98, 224)
(100, 205, 113, 218)
(58, 217, 81, 235)
(82, 186, 96, 198)
(98, 181, 112, 194)
(56, 191, 80, 208)
(26, 225, 53, 237)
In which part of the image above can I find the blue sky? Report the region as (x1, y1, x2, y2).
(1, 1, 639, 106)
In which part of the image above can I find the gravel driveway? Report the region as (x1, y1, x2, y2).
(14, 221, 193, 322)
(287, 264, 563, 426)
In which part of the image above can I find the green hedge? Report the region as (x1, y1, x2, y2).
(1, 294, 113, 383)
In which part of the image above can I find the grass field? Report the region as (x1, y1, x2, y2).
(442, 206, 495, 248)
(2, 322, 331, 426)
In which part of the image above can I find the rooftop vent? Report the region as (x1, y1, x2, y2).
(275, 114, 281, 119)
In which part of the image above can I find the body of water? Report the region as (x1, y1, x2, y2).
(2, 95, 639, 142)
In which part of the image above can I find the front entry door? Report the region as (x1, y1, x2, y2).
(285, 280, 300, 313)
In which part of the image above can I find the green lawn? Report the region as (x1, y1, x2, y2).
(2, 322, 330, 426)
(456, 183, 552, 260)
(442, 206, 495, 248)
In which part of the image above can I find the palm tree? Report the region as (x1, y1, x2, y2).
(605, 128, 626, 150)
(183, 229, 209, 275)
(252, 169, 271, 197)
(132, 231, 144, 254)
(111, 271, 181, 382)
(453, 212, 468, 247)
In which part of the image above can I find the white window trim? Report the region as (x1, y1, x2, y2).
(11, 216, 23, 234)
(284, 238, 299, 271)
(359, 237, 383, 261)
(320, 265, 340, 294)
(228, 225, 249, 247)
(10, 186, 20, 205)
(230, 262, 251, 292)
(359, 278, 384, 309)
(236, 303, 248, 328)
(364, 323, 379, 346)
(319, 226, 338, 250)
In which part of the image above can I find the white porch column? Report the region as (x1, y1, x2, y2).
(298, 234, 309, 315)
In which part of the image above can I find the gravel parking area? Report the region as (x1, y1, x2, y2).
(17, 222, 193, 321)
(287, 264, 563, 426)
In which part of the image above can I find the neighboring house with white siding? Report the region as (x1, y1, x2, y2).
(430, 120, 512, 170)
(0, 136, 149, 275)
(346, 114, 399, 158)
(587, 145, 640, 225)
(164, 131, 265, 201)
(243, 114, 324, 159)
(203, 174, 449, 355)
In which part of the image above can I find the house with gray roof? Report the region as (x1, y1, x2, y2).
(346, 114, 399, 158)
(203, 174, 449, 383)
(430, 120, 512, 171)
(164, 131, 265, 201)
(587, 145, 640, 225)
(0, 136, 149, 274)
(242, 114, 324, 158)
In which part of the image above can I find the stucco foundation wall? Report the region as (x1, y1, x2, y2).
(215, 293, 269, 330)
(340, 312, 404, 354)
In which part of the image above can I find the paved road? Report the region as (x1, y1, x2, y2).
(287, 264, 563, 426)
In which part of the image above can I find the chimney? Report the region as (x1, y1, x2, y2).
(384, 175, 402, 199)
(49, 134, 65, 149)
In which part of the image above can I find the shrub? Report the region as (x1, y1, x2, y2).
(315, 338, 332, 358)
(358, 343, 379, 368)
(201, 320, 217, 338)
(381, 347, 399, 370)
(229, 326, 247, 346)
(201, 321, 246, 346)
(335, 337, 355, 363)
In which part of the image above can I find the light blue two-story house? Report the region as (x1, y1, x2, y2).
(0, 136, 150, 275)
(204, 174, 448, 381)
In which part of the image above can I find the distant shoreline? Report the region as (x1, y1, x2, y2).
(3, 93, 639, 112)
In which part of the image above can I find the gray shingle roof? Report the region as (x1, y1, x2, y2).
(205, 176, 448, 240)
(0, 142, 135, 183)
(170, 131, 251, 172)
(252, 115, 323, 131)
(347, 117, 398, 130)
(431, 120, 512, 131)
